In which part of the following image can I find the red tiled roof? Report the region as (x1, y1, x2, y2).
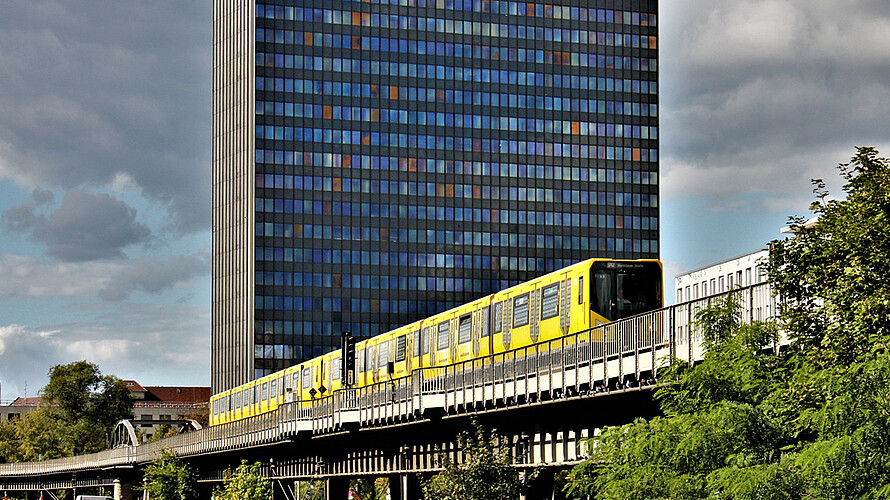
(122, 380, 148, 392)
(144, 386, 211, 403)
(9, 397, 41, 407)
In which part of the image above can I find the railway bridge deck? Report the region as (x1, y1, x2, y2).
(0, 284, 777, 499)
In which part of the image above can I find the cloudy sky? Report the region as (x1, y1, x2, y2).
(1, 0, 888, 399)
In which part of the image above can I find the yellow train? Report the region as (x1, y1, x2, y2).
(210, 258, 662, 425)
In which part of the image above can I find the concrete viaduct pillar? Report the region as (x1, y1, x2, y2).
(324, 476, 349, 500)
(388, 474, 421, 500)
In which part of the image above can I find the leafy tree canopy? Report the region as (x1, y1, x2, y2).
(567, 147, 890, 499)
(423, 419, 533, 500)
(142, 451, 198, 500)
(42, 360, 133, 428)
(214, 461, 272, 500)
(0, 361, 133, 462)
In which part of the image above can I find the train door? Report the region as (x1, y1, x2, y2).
(460, 315, 469, 362)
(436, 320, 450, 366)
(560, 270, 573, 336)
(394, 335, 407, 377)
(423, 326, 433, 367)
(370, 343, 380, 384)
(413, 329, 422, 369)
(472, 309, 482, 358)
(490, 298, 507, 354)
(330, 354, 342, 393)
(481, 305, 492, 355)
(301, 365, 312, 399)
(574, 269, 589, 333)
(405, 332, 414, 373)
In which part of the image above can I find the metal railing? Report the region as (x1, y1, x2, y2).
(0, 284, 777, 479)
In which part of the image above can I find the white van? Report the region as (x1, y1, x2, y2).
(75, 496, 113, 500)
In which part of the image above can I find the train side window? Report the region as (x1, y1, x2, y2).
(358, 347, 365, 373)
(541, 283, 559, 319)
(481, 306, 491, 337)
(332, 356, 341, 381)
(422, 327, 431, 354)
(413, 330, 421, 356)
(458, 315, 472, 344)
(262, 383, 268, 401)
(253, 386, 258, 404)
(292, 374, 299, 393)
(492, 302, 503, 333)
(578, 276, 584, 304)
(437, 321, 449, 350)
(513, 293, 530, 327)
(396, 335, 407, 361)
(235, 391, 241, 409)
(302, 368, 312, 389)
(271, 379, 278, 400)
(379, 342, 389, 367)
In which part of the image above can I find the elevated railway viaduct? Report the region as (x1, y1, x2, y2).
(0, 284, 776, 500)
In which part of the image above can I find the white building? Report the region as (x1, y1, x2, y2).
(674, 248, 769, 304)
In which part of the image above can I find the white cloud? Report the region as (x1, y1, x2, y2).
(659, 0, 890, 215)
(0, 303, 210, 399)
(0, 0, 211, 233)
(684, 0, 798, 66)
(108, 172, 140, 193)
(0, 254, 116, 298)
(0, 252, 209, 300)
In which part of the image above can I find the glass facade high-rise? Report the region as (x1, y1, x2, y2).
(213, 0, 659, 393)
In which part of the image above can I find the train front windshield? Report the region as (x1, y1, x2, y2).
(591, 261, 662, 321)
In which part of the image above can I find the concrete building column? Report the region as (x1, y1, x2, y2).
(385, 475, 400, 500)
(325, 476, 349, 500)
(518, 470, 527, 500)
(524, 469, 556, 500)
(391, 474, 422, 500)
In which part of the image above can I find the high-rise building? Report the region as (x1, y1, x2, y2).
(213, 0, 659, 393)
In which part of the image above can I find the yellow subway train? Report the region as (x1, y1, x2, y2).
(210, 258, 662, 425)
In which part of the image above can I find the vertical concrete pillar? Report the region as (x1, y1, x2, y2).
(518, 470, 527, 500)
(522, 468, 557, 500)
(395, 474, 422, 500)
(385, 475, 400, 500)
(113, 479, 134, 500)
(325, 476, 349, 500)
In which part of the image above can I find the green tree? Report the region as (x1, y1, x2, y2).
(566, 147, 890, 499)
(42, 361, 133, 433)
(0, 361, 133, 461)
(214, 461, 272, 500)
(350, 477, 386, 500)
(423, 420, 530, 500)
(764, 146, 890, 498)
(142, 451, 198, 500)
(10, 408, 76, 461)
(566, 293, 784, 499)
(295, 480, 326, 500)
